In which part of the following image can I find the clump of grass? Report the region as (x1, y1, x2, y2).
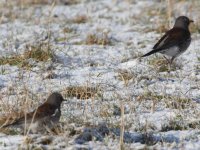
(165, 96, 192, 109)
(161, 115, 186, 131)
(85, 33, 111, 45)
(116, 69, 135, 86)
(148, 57, 176, 72)
(55, 37, 68, 43)
(0, 43, 54, 69)
(72, 15, 88, 24)
(189, 21, 200, 33)
(0, 92, 41, 129)
(62, 0, 80, 5)
(137, 92, 164, 113)
(137, 92, 164, 102)
(18, 0, 51, 5)
(138, 92, 192, 110)
(63, 27, 74, 33)
(117, 70, 134, 81)
(24, 44, 54, 61)
(0, 56, 30, 68)
(99, 104, 113, 118)
(0, 128, 20, 135)
(188, 120, 200, 129)
(155, 24, 168, 33)
(0, 113, 23, 131)
(63, 86, 102, 100)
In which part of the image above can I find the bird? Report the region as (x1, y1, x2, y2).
(141, 16, 193, 64)
(2, 92, 64, 134)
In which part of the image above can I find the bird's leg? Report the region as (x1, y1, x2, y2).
(170, 57, 175, 66)
(162, 56, 171, 71)
(168, 57, 175, 71)
(163, 56, 170, 64)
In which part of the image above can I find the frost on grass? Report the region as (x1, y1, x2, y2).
(0, 0, 200, 149)
(0, 43, 54, 69)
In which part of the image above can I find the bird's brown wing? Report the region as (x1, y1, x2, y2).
(153, 32, 169, 50)
(142, 28, 190, 57)
(27, 104, 56, 120)
(153, 28, 189, 50)
(3, 104, 56, 127)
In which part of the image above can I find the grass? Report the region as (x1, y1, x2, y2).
(0, 128, 20, 135)
(188, 120, 200, 129)
(137, 92, 164, 102)
(24, 44, 54, 61)
(0, 92, 41, 129)
(139, 91, 192, 108)
(148, 57, 177, 72)
(0, 56, 30, 68)
(62, 0, 80, 5)
(116, 69, 135, 86)
(72, 15, 88, 24)
(0, 0, 200, 149)
(0, 43, 54, 69)
(63, 86, 102, 100)
(190, 23, 200, 33)
(165, 96, 192, 109)
(161, 115, 186, 131)
(85, 33, 112, 45)
(12, 0, 54, 5)
(63, 27, 74, 33)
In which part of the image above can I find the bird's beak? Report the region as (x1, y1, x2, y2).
(189, 20, 194, 23)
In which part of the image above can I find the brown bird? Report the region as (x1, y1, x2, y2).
(3, 92, 64, 134)
(142, 16, 193, 64)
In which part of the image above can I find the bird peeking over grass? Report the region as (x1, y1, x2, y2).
(2, 92, 65, 134)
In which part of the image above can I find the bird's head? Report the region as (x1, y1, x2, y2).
(174, 16, 193, 29)
(46, 92, 65, 108)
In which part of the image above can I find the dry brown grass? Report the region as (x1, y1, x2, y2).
(148, 57, 176, 72)
(13, 0, 55, 5)
(63, 27, 74, 33)
(61, 0, 80, 5)
(0, 97, 37, 132)
(0, 0, 81, 9)
(0, 112, 24, 127)
(165, 97, 193, 109)
(85, 33, 111, 45)
(0, 43, 54, 69)
(63, 86, 102, 100)
(120, 103, 125, 150)
(137, 92, 163, 103)
(24, 44, 54, 62)
(116, 69, 135, 86)
(72, 15, 88, 24)
(137, 91, 193, 110)
(190, 21, 200, 33)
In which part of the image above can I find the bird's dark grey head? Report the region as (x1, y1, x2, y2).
(46, 92, 64, 107)
(174, 16, 193, 29)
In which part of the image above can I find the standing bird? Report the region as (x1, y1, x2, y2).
(141, 16, 193, 64)
(3, 92, 64, 134)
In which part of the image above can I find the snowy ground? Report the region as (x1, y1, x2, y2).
(0, 0, 200, 149)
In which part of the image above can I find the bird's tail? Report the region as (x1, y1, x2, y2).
(0, 120, 15, 128)
(141, 49, 161, 57)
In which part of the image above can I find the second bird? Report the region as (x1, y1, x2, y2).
(3, 92, 64, 134)
(141, 16, 193, 64)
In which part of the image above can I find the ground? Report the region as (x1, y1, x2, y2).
(0, 0, 200, 149)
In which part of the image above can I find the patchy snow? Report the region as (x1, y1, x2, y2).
(0, 0, 200, 149)
(0, 134, 24, 149)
